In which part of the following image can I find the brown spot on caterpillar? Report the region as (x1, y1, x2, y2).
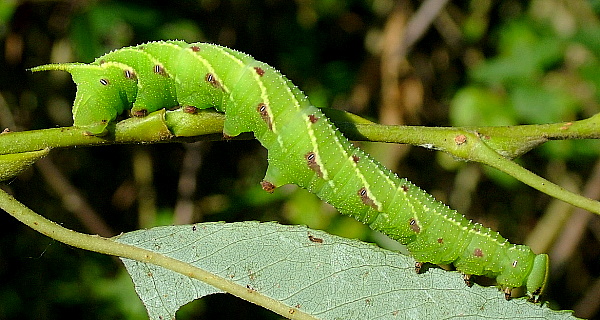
(124, 69, 136, 80)
(98, 59, 106, 65)
(260, 181, 276, 193)
(414, 261, 424, 273)
(154, 64, 167, 77)
(455, 134, 467, 145)
(308, 114, 319, 123)
(358, 187, 378, 209)
(223, 133, 234, 140)
(401, 185, 409, 192)
(254, 67, 265, 76)
(191, 45, 201, 52)
(257, 103, 273, 130)
(305, 152, 323, 177)
(352, 155, 360, 163)
(409, 218, 421, 233)
(131, 109, 148, 117)
(308, 235, 323, 243)
(437, 238, 444, 244)
(99, 78, 109, 86)
(183, 106, 198, 114)
(205, 73, 222, 89)
(473, 248, 484, 257)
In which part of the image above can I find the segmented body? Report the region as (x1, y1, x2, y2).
(30, 40, 548, 300)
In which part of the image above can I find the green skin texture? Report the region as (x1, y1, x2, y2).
(31, 41, 549, 301)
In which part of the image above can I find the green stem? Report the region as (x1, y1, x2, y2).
(0, 109, 234, 156)
(455, 131, 600, 215)
(2, 108, 600, 215)
(0, 188, 314, 320)
(325, 109, 600, 159)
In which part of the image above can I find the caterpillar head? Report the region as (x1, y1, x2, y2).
(495, 246, 547, 301)
(525, 253, 549, 302)
(30, 62, 138, 135)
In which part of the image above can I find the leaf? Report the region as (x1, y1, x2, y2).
(115, 222, 577, 320)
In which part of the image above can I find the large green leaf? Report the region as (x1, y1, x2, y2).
(115, 222, 576, 320)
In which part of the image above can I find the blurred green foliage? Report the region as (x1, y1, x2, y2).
(1, 0, 599, 319)
(451, 10, 600, 162)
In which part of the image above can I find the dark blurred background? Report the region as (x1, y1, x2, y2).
(1, 0, 600, 319)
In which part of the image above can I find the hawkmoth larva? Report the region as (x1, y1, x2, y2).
(30, 40, 549, 301)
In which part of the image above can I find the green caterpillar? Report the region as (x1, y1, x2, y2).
(31, 40, 549, 301)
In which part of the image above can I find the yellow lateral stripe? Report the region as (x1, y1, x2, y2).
(354, 157, 383, 211)
(157, 42, 190, 83)
(188, 47, 233, 98)
(303, 112, 330, 181)
(329, 142, 383, 211)
(210, 46, 286, 151)
(277, 79, 331, 183)
(187, 52, 231, 96)
(208, 46, 248, 121)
